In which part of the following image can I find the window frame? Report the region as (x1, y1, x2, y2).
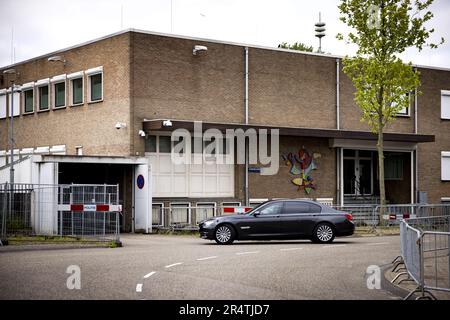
(152, 203, 164, 227)
(51, 74, 67, 109)
(21, 83, 35, 115)
(0, 89, 6, 119)
(394, 93, 411, 117)
(86, 66, 103, 103)
(170, 202, 191, 225)
(68, 71, 84, 107)
(441, 151, 450, 181)
(441, 90, 450, 120)
(36, 78, 50, 112)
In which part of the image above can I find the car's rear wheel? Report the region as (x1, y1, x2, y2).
(214, 224, 235, 245)
(312, 223, 335, 243)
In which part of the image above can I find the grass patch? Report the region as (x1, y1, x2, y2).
(6, 235, 121, 248)
(152, 229, 198, 236)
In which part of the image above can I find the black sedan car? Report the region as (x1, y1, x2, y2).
(199, 199, 354, 244)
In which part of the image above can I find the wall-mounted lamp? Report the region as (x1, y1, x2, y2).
(138, 130, 146, 137)
(193, 45, 208, 56)
(162, 120, 173, 127)
(48, 55, 67, 66)
(115, 122, 127, 129)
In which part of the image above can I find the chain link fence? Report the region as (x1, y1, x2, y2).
(0, 183, 121, 244)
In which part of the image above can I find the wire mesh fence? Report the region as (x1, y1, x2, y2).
(0, 183, 121, 243)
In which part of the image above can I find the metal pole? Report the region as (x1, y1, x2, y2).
(244, 47, 249, 206)
(9, 82, 14, 185)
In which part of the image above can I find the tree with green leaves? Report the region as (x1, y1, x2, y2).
(337, 0, 443, 221)
(278, 42, 314, 52)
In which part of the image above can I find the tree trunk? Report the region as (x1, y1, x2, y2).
(377, 125, 386, 227)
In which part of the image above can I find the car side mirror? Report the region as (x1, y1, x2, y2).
(252, 211, 260, 217)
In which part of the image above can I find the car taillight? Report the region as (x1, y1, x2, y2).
(345, 213, 353, 221)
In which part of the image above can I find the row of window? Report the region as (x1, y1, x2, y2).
(0, 67, 103, 118)
(145, 134, 230, 154)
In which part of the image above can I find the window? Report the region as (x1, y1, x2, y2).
(441, 90, 450, 120)
(196, 203, 216, 222)
(442, 152, 450, 181)
(0, 90, 6, 119)
(72, 78, 83, 105)
(283, 201, 320, 214)
(86, 66, 103, 102)
(384, 154, 404, 180)
(152, 203, 164, 226)
(159, 136, 171, 153)
(258, 202, 283, 215)
(145, 135, 157, 153)
(392, 93, 410, 116)
(68, 71, 84, 106)
(38, 86, 49, 111)
(54, 82, 66, 108)
(170, 203, 190, 225)
(24, 89, 34, 113)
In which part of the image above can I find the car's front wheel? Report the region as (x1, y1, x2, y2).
(312, 223, 335, 243)
(214, 224, 235, 245)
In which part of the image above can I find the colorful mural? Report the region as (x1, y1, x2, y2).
(282, 147, 320, 194)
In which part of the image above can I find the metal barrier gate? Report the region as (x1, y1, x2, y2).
(1, 183, 121, 244)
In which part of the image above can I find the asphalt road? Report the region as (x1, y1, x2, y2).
(0, 234, 401, 300)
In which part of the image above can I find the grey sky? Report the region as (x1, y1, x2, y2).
(1, 0, 449, 68)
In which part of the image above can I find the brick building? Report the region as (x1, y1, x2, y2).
(1, 29, 449, 232)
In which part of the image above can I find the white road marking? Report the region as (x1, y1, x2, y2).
(165, 262, 183, 268)
(196, 256, 218, 261)
(323, 244, 347, 248)
(144, 271, 156, 279)
(367, 242, 390, 246)
(136, 283, 143, 292)
(236, 251, 259, 255)
(280, 247, 303, 251)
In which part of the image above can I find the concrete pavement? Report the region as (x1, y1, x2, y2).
(0, 234, 401, 299)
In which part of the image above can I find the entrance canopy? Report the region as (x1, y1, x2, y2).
(143, 119, 434, 143)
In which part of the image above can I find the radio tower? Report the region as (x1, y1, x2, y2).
(315, 12, 326, 53)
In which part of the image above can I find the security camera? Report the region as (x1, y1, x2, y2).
(193, 45, 208, 55)
(115, 122, 126, 129)
(163, 120, 173, 127)
(138, 130, 146, 137)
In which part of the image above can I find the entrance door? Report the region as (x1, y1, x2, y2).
(343, 150, 373, 196)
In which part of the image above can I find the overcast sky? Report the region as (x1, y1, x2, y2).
(1, 0, 449, 68)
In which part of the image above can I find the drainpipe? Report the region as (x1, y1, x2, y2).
(244, 47, 249, 206)
(336, 59, 340, 205)
(336, 59, 340, 130)
(414, 67, 418, 202)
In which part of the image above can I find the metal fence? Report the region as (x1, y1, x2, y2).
(394, 215, 450, 299)
(150, 203, 450, 231)
(332, 204, 450, 227)
(152, 205, 250, 231)
(0, 183, 121, 244)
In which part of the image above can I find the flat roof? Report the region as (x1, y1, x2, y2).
(143, 119, 435, 143)
(1, 28, 450, 73)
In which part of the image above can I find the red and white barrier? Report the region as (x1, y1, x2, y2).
(222, 206, 253, 215)
(57, 204, 122, 212)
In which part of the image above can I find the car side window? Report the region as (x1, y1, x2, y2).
(282, 201, 311, 214)
(309, 203, 322, 213)
(258, 202, 283, 215)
